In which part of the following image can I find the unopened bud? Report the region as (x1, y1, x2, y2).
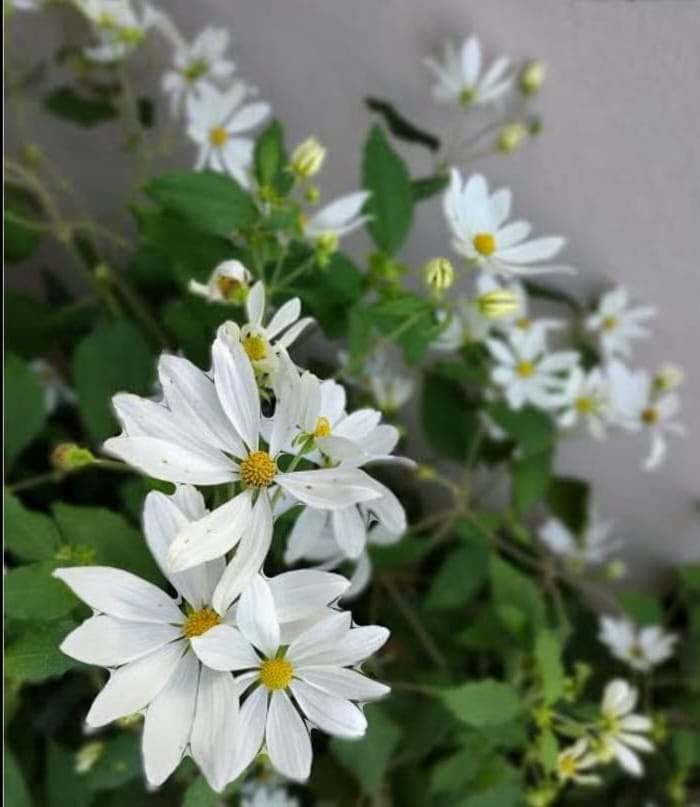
(51, 443, 95, 471)
(423, 257, 454, 293)
(291, 137, 326, 179)
(75, 741, 104, 774)
(604, 559, 627, 581)
(497, 122, 529, 154)
(314, 232, 338, 266)
(20, 143, 43, 167)
(304, 185, 321, 205)
(477, 288, 520, 319)
(653, 363, 684, 393)
(519, 60, 546, 96)
(415, 464, 437, 481)
(526, 786, 557, 807)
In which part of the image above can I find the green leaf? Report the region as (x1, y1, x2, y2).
(5, 619, 79, 683)
(430, 737, 493, 796)
(441, 680, 522, 728)
(254, 119, 293, 195)
(46, 742, 90, 807)
(143, 170, 258, 237)
(411, 174, 449, 202)
(44, 86, 117, 126)
(182, 775, 220, 807)
(5, 749, 32, 807)
(534, 630, 565, 704)
(512, 447, 554, 515)
(490, 556, 546, 640)
(365, 97, 440, 151)
(4, 562, 77, 621)
(4, 184, 42, 263)
(362, 124, 413, 254)
(4, 353, 47, 470)
(4, 490, 61, 561)
(619, 590, 664, 625)
(369, 293, 438, 364)
(72, 320, 155, 443)
(425, 536, 489, 611)
(547, 476, 591, 534)
(536, 729, 560, 774)
(297, 252, 365, 339)
(421, 372, 479, 461)
(331, 705, 401, 796)
(53, 503, 163, 584)
(85, 733, 141, 791)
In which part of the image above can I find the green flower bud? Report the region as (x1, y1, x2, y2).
(477, 288, 520, 319)
(497, 122, 529, 154)
(51, 443, 95, 471)
(653, 363, 684, 393)
(75, 741, 104, 775)
(520, 60, 546, 96)
(304, 185, 321, 205)
(423, 257, 455, 293)
(291, 137, 326, 179)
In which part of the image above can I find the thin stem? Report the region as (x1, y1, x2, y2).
(7, 471, 64, 493)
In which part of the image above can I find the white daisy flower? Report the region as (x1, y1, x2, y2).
(54, 486, 350, 790)
(188, 259, 252, 305)
(487, 329, 579, 411)
(425, 35, 513, 108)
(363, 350, 414, 414)
(607, 362, 684, 470)
(192, 575, 390, 782)
(186, 83, 270, 188)
(444, 170, 571, 277)
(558, 366, 611, 439)
(556, 739, 601, 786)
(599, 616, 678, 672)
(538, 509, 621, 570)
(104, 329, 382, 576)
(302, 192, 370, 252)
(585, 287, 656, 360)
(432, 298, 491, 351)
(75, 0, 151, 62)
(29, 358, 76, 413)
(597, 679, 654, 777)
(162, 27, 235, 116)
(222, 281, 313, 387)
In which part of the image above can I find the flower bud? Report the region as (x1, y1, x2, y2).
(519, 59, 546, 96)
(604, 559, 627, 581)
(304, 185, 321, 205)
(291, 137, 326, 179)
(477, 288, 520, 319)
(51, 443, 95, 471)
(653, 363, 684, 393)
(497, 122, 528, 154)
(20, 143, 43, 167)
(415, 464, 437, 481)
(423, 258, 454, 293)
(75, 741, 104, 775)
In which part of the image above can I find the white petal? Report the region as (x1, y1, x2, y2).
(86, 641, 186, 727)
(237, 576, 280, 658)
(191, 624, 261, 671)
(190, 667, 239, 792)
(54, 567, 184, 624)
(497, 236, 565, 264)
(331, 507, 367, 559)
(286, 611, 352, 665)
(611, 739, 643, 776)
(289, 679, 366, 738)
(284, 507, 329, 564)
(228, 685, 268, 781)
(61, 616, 181, 666)
(266, 691, 312, 781)
(297, 666, 389, 702)
(266, 298, 301, 339)
(246, 282, 265, 327)
(212, 332, 261, 451)
(276, 468, 382, 511)
(142, 650, 199, 787)
(295, 624, 390, 667)
(268, 570, 350, 622)
(276, 317, 314, 349)
(227, 101, 270, 134)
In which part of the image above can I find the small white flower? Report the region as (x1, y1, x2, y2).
(599, 616, 678, 672)
(539, 509, 621, 570)
(444, 170, 572, 277)
(432, 298, 491, 351)
(558, 366, 611, 439)
(364, 352, 414, 414)
(75, 0, 151, 62)
(556, 739, 601, 786)
(607, 361, 684, 470)
(29, 358, 76, 413)
(186, 83, 270, 188)
(302, 192, 370, 248)
(425, 35, 513, 108)
(597, 679, 654, 777)
(192, 575, 390, 782)
(585, 287, 655, 360)
(162, 27, 235, 115)
(188, 259, 251, 305)
(487, 329, 579, 411)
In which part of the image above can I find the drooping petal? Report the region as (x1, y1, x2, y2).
(266, 298, 301, 339)
(237, 575, 280, 658)
(276, 468, 382, 511)
(331, 507, 367, 559)
(191, 624, 261, 671)
(289, 679, 367, 738)
(266, 691, 312, 781)
(268, 570, 350, 622)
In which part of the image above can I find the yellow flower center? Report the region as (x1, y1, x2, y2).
(516, 361, 535, 378)
(260, 657, 293, 690)
(460, 86, 476, 107)
(209, 126, 229, 147)
(240, 451, 277, 488)
(216, 275, 242, 301)
(629, 642, 645, 659)
(183, 59, 208, 83)
(473, 232, 496, 257)
(183, 607, 221, 638)
(576, 396, 596, 414)
(641, 407, 659, 425)
(602, 315, 618, 332)
(242, 334, 268, 362)
(558, 754, 579, 779)
(314, 416, 331, 438)
(515, 317, 532, 330)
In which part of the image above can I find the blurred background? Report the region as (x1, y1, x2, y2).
(6, 0, 700, 581)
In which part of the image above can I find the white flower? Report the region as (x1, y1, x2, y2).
(558, 366, 611, 439)
(432, 298, 491, 351)
(303, 192, 370, 248)
(223, 282, 313, 386)
(444, 170, 571, 277)
(29, 358, 76, 413)
(242, 785, 299, 807)
(103, 330, 382, 578)
(487, 329, 579, 410)
(556, 739, 601, 786)
(75, 0, 151, 62)
(55, 486, 350, 790)
(425, 36, 512, 107)
(539, 509, 621, 570)
(585, 287, 655, 360)
(186, 83, 270, 188)
(599, 616, 678, 672)
(162, 27, 235, 115)
(188, 259, 251, 305)
(363, 350, 414, 413)
(598, 679, 654, 777)
(192, 575, 390, 782)
(607, 362, 684, 470)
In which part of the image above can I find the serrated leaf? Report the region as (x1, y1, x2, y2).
(441, 680, 522, 728)
(5, 620, 79, 683)
(4, 490, 61, 561)
(4, 353, 48, 469)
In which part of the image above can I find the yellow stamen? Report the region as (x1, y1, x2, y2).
(183, 607, 221, 638)
(602, 315, 618, 332)
(576, 396, 595, 414)
(240, 451, 277, 488)
(558, 754, 579, 779)
(641, 407, 659, 425)
(242, 334, 267, 362)
(516, 361, 535, 378)
(460, 87, 476, 107)
(209, 126, 229, 147)
(314, 416, 331, 438)
(183, 59, 207, 83)
(473, 232, 496, 257)
(515, 316, 532, 330)
(260, 657, 293, 690)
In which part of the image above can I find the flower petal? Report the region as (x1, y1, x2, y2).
(191, 624, 261, 672)
(266, 691, 312, 781)
(61, 616, 181, 666)
(268, 570, 350, 622)
(237, 575, 280, 658)
(212, 330, 260, 451)
(297, 666, 389, 702)
(331, 507, 367, 559)
(228, 685, 268, 781)
(289, 679, 366, 738)
(276, 468, 382, 511)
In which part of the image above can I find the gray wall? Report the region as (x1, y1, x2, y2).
(7, 0, 700, 580)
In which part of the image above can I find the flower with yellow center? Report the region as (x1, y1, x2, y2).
(641, 406, 658, 425)
(516, 360, 535, 378)
(473, 232, 496, 256)
(209, 125, 229, 147)
(240, 451, 278, 488)
(556, 739, 600, 785)
(242, 334, 268, 362)
(313, 416, 332, 438)
(585, 287, 655, 359)
(183, 607, 221, 638)
(259, 657, 294, 691)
